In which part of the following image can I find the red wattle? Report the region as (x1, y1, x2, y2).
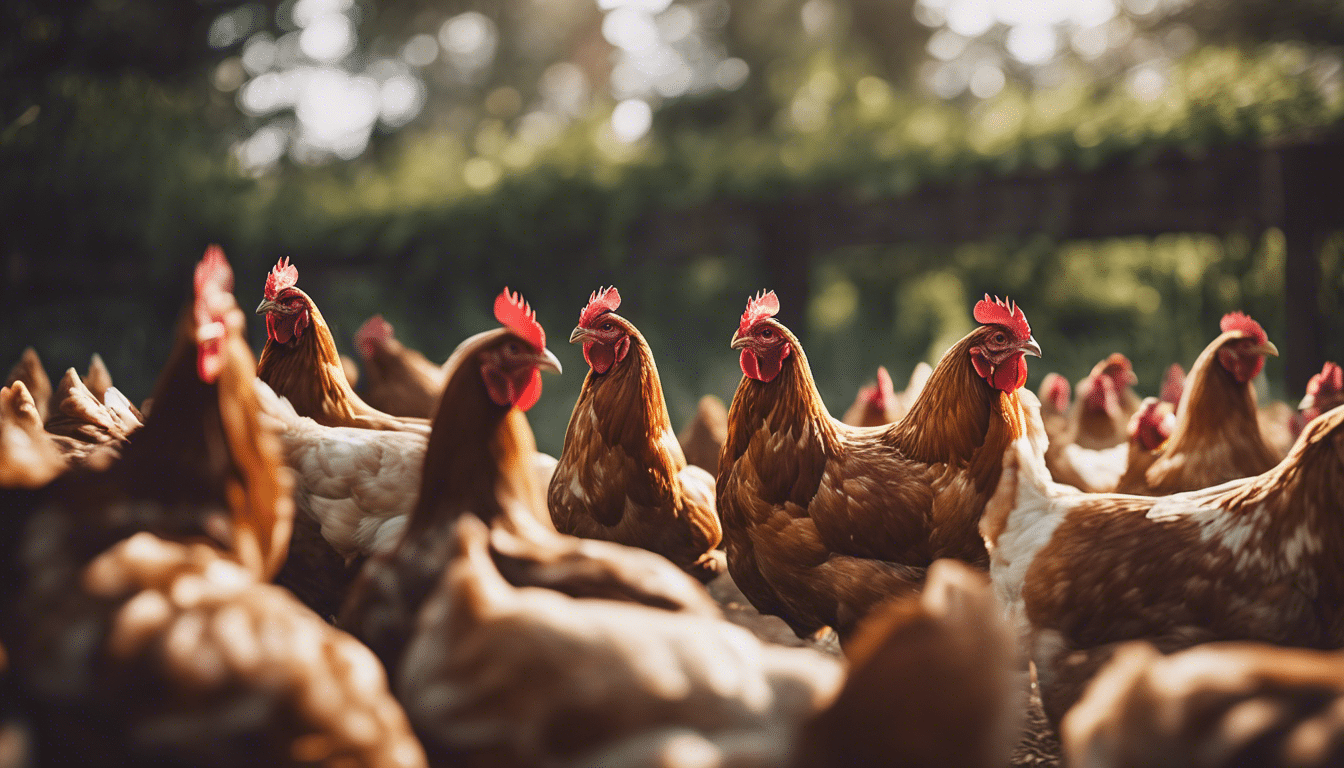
(515, 370, 543, 411)
(740, 349, 761, 381)
(585, 341, 615, 374)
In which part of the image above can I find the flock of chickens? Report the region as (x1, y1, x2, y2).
(1, 246, 1343, 768)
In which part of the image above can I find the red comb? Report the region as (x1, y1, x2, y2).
(1042, 372, 1071, 412)
(738, 290, 780, 335)
(193, 246, 234, 385)
(579, 286, 622, 328)
(1219, 312, 1267, 345)
(354, 315, 393, 361)
(1308, 362, 1344, 395)
(973, 295, 1031, 340)
(494, 288, 545, 351)
(264, 257, 298, 300)
(194, 244, 234, 298)
(864, 367, 894, 407)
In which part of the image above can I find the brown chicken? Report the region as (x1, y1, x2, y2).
(397, 512, 842, 767)
(256, 257, 429, 433)
(717, 292, 1041, 640)
(841, 364, 933, 427)
(549, 287, 722, 579)
(0, 381, 66, 489)
(1121, 312, 1280, 495)
(1064, 640, 1344, 768)
(341, 289, 717, 681)
(1037, 372, 1072, 447)
(1296, 361, 1344, 431)
(793, 559, 1020, 768)
(1044, 374, 1129, 493)
(983, 392, 1344, 724)
(353, 314, 445, 419)
(677, 393, 728, 478)
(1112, 398, 1176, 494)
(4, 247, 424, 767)
(4, 348, 52, 423)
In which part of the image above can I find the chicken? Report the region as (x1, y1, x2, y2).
(341, 289, 722, 682)
(397, 513, 843, 767)
(1123, 312, 1281, 495)
(4, 348, 52, 423)
(0, 381, 65, 489)
(4, 246, 425, 767)
(255, 257, 429, 433)
(717, 291, 1041, 640)
(982, 391, 1344, 724)
(677, 394, 728, 478)
(793, 559, 1020, 768)
(1297, 361, 1344, 431)
(353, 314, 445, 419)
(1111, 397, 1176, 494)
(841, 364, 932, 427)
(1037, 372, 1072, 447)
(549, 287, 722, 579)
(1044, 373, 1130, 492)
(1064, 640, 1344, 768)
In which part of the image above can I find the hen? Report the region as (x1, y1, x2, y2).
(353, 314, 446, 419)
(1037, 372, 1072, 447)
(340, 289, 721, 682)
(1297, 361, 1344, 431)
(1043, 373, 1129, 492)
(717, 291, 1040, 640)
(1111, 397, 1176, 494)
(677, 394, 728, 478)
(549, 287, 722, 579)
(5, 246, 424, 768)
(983, 391, 1344, 724)
(1123, 312, 1280, 495)
(256, 257, 429, 433)
(1063, 640, 1344, 768)
(840, 363, 931, 427)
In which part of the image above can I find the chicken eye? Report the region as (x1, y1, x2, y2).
(993, 333, 1006, 344)
(603, 322, 613, 331)
(762, 328, 773, 339)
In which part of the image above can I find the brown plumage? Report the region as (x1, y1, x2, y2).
(82, 353, 113, 403)
(5, 247, 424, 767)
(1064, 641, 1344, 768)
(1125, 314, 1280, 495)
(1069, 354, 1140, 450)
(717, 292, 1040, 640)
(0, 381, 66, 489)
(985, 392, 1344, 724)
(549, 289, 722, 579)
(4, 348, 52, 423)
(353, 314, 446, 419)
(793, 559, 1020, 768)
(678, 394, 728, 478)
(1111, 398, 1176, 494)
(43, 368, 142, 455)
(256, 259, 429, 433)
(341, 294, 717, 684)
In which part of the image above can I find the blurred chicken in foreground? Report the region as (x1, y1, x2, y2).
(1064, 641, 1344, 768)
(5, 246, 424, 768)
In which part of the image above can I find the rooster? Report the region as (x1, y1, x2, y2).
(678, 394, 728, 478)
(256, 257, 429, 433)
(983, 392, 1344, 724)
(1063, 640, 1344, 768)
(549, 287, 722, 579)
(353, 314, 446, 419)
(5, 247, 425, 767)
(1121, 312, 1280, 495)
(840, 364, 932, 427)
(717, 291, 1041, 640)
(341, 289, 722, 681)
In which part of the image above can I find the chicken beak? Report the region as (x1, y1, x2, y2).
(535, 348, 563, 375)
(569, 326, 591, 345)
(730, 331, 747, 350)
(1299, 393, 1316, 411)
(255, 299, 278, 315)
(1253, 341, 1280, 358)
(1022, 336, 1043, 358)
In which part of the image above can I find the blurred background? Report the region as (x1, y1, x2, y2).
(2, 0, 1343, 453)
